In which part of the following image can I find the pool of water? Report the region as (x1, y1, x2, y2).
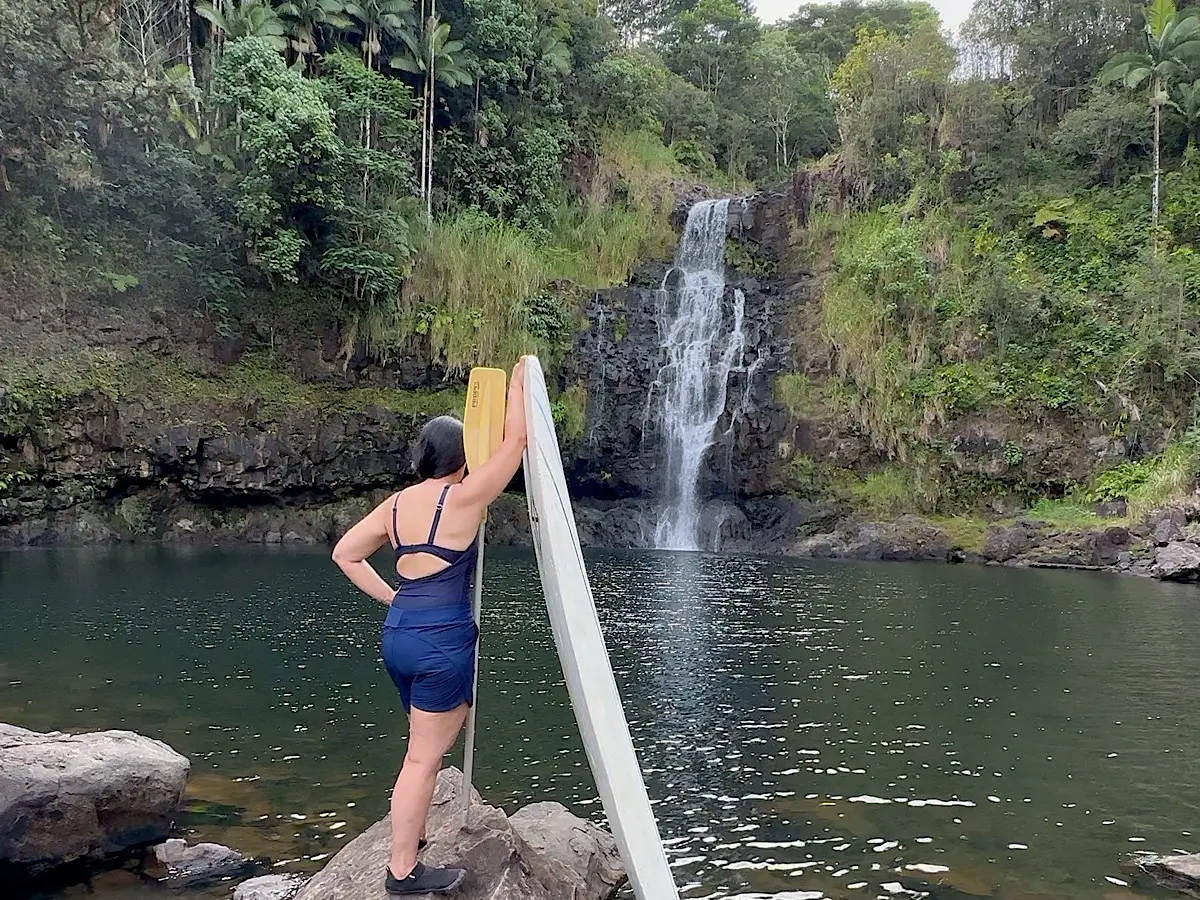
(3, 545, 1199, 900)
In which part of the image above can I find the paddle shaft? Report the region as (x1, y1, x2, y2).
(461, 520, 486, 813)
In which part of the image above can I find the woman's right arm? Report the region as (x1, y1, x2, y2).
(331, 498, 396, 604)
(456, 357, 528, 508)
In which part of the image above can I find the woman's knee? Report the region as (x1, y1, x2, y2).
(402, 745, 445, 773)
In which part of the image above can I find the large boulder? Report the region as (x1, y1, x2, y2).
(0, 724, 189, 880)
(1153, 541, 1200, 581)
(982, 520, 1043, 563)
(294, 768, 626, 900)
(508, 803, 626, 900)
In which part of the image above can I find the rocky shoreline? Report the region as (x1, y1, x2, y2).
(1, 723, 626, 900)
(784, 503, 1200, 584)
(8, 483, 1200, 588)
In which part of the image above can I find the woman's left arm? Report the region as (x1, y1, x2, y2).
(332, 500, 396, 605)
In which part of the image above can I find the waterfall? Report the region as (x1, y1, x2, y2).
(651, 198, 746, 551)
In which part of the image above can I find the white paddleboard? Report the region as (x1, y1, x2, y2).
(522, 356, 680, 900)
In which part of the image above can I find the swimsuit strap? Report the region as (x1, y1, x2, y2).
(427, 484, 451, 543)
(391, 492, 401, 549)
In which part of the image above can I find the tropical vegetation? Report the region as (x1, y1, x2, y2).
(9, 0, 1200, 516)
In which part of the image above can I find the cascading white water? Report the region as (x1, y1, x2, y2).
(651, 198, 746, 551)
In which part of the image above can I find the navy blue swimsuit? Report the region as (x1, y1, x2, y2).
(381, 485, 479, 714)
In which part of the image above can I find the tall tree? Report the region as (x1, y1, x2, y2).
(961, 0, 1141, 123)
(660, 0, 759, 95)
(831, 22, 955, 198)
(785, 0, 937, 68)
(1101, 0, 1200, 230)
(391, 12, 471, 213)
(746, 29, 832, 173)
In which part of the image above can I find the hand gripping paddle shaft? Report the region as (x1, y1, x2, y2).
(460, 367, 507, 813)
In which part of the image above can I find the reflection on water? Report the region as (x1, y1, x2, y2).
(2, 545, 1199, 900)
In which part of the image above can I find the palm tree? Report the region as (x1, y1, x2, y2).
(1101, 0, 1200, 232)
(1172, 78, 1200, 155)
(277, 0, 351, 73)
(390, 12, 471, 213)
(345, 0, 413, 71)
(343, 0, 414, 203)
(196, 0, 288, 52)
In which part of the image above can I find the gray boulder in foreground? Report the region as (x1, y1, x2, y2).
(293, 767, 626, 900)
(0, 723, 189, 879)
(1133, 853, 1200, 895)
(234, 873, 310, 900)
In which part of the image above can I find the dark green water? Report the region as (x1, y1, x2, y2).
(3, 546, 1199, 900)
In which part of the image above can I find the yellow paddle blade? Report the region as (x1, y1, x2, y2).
(463, 366, 507, 492)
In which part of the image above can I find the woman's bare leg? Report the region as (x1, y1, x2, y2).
(388, 703, 469, 878)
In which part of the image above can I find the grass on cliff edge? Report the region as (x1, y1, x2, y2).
(0, 349, 462, 433)
(345, 130, 684, 378)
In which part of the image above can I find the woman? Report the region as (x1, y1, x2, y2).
(332, 357, 528, 895)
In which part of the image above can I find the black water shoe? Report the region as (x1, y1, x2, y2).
(385, 863, 466, 895)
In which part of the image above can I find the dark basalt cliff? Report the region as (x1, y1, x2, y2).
(0, 189, 807, 551)
(4, 185, 1195, 583)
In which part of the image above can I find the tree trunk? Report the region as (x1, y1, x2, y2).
(426, 77, 435, 215)
(426, 0, 436, 217)
(1153, 78, 1162, 242)
(180, 0, 200, 122)
(415, 0, 429, 205)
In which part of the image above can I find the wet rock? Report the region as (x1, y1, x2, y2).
(293, 767, 625, 900)
(1130, 852, 1200, 895)
(234, 873, 310, 900)
(573, 500, 654, 549)
(881, 516, 951, 561)
(1153, 511, 1185, 546)
(789, 518, 951, 563)
(149, 838, 258, 885)
(982, 520, 1043, 563)
(1152, 541, 1200, 581)
(794, 534, 838, 558)
(1096, 499, 1128, 518)
(1094, 527, 1133, 566)
(508, 803, 626, 900)
(699, 500, 752, 550)
(743, 495, 828, 536)
(0, 724, 189, 880)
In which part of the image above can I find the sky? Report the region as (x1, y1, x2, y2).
(752, 0, 974, 34)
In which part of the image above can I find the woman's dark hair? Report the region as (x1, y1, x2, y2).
(412, 415, 466, 480)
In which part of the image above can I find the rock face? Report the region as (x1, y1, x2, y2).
(566, 223, 796, 514)
(0, 724, 190, 881)
(149, 837, 258, 886)
(294, 768, 625, 900)
(234, 873, 310, 900)
(793, 517, 954, 563)
(0, 185, 1186, 562)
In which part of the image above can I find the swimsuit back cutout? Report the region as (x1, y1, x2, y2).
(388, 484, 477, 611)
